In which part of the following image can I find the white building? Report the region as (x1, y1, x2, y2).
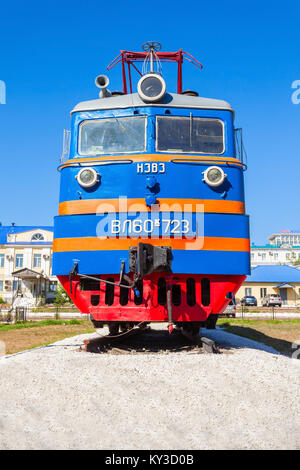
(0, 225, 57, 306)
(269, 231, 300, 246)
(251, 231, 300, 266)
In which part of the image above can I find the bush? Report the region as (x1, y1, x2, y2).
(0, 297, 5, 304)
(54, 285, 72, 306)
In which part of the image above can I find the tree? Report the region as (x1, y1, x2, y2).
(54, 285, 72, 305)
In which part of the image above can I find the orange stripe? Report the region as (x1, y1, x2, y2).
(53, 236, 250, 253)
(60, 154, 243, 169)
(59, 198, 245, 216)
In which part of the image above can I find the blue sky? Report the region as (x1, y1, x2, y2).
(0, 0, 299, 244)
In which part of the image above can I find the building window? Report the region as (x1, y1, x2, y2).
(260, 288, 267, 298)
(0, 281, 3, 291)
(274, 253, 278, 260)
(0, 254, 4, 268)
(31, 233, 44, 241)
(15, 254, 23, 268)
(251, 253, 255, 259)
(33, 254, 41, 268)
(13, 280, 21, 291)
(261, 253, 266, 260)
(245, 288, 252, 296)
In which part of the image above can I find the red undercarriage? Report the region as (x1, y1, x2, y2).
(58, 273, 245, 324)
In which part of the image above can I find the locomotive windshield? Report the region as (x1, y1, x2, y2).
(79, 116, 146, 155)
(156, 116, 224, 154)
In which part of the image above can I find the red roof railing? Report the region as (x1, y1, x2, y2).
(107, 48, 203, 95)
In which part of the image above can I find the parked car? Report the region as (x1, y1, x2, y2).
(222, 298, 236, 317)
(261, 294, 282, 307)
(240, 295, 257, 306)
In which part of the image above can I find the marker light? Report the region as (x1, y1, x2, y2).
(202, 166, 226, 187)
(137, 74, 166, 102)
(76, 168, 100, 188)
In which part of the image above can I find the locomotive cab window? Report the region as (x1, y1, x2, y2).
(79, 116, 146, 155)
(156, 116, 224, 154)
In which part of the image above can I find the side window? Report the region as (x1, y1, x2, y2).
(156, 116, 224, 154)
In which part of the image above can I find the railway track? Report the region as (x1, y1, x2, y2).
(82, 325, 220, 355)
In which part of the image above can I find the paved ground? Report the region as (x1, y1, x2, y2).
(0, 326, 299, 450)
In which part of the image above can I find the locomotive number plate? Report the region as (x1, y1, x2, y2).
(136, 162, 165, 174)
(111, 218, 190, 236)
(101, 213, 200, 238)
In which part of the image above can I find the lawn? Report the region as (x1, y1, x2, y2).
(218, 318, 300, 356)
(0, 319, 94, 355)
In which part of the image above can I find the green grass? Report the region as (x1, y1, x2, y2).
(217, 318, 300, 355)
(0, 319, 82, 332)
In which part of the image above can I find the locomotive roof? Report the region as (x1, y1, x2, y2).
(71, 93, 233, 114)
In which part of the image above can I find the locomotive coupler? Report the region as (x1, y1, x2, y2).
(129, 243, 172, 276)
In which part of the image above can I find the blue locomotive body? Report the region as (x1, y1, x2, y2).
(53, 46, 250, 329)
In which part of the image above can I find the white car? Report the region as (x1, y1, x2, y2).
(222, 299, 236, 317)
(262, 294, 282, 307)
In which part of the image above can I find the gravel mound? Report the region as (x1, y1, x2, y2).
(0, 325, 299, 450)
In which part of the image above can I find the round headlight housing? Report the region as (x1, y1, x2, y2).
(202, 166, 226, 187)
(76, 168, 100, 188)
(137, 73, 166, 102)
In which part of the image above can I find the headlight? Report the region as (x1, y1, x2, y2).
(137, 73, 166, 102)
(76, 168, 100, 188)
(202, 166, 226, 187)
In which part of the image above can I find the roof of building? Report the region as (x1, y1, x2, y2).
(269, 232, 300, 238)
(0, 226, 53, 244)
(246, 265, 300, 283)
(251, 244, 300, 249)
(12, 267, 47, 279)
(72, 92, 233, 114)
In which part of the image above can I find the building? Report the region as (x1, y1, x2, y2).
(251, 244, 300, 266)
(0, 225, 57, 306)
(269, 231, 300, 246)
(251, 231, 300, 266)
(236, 265, 300, 306)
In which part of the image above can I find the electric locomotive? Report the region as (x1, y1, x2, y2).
(53, 42, 250, 334)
